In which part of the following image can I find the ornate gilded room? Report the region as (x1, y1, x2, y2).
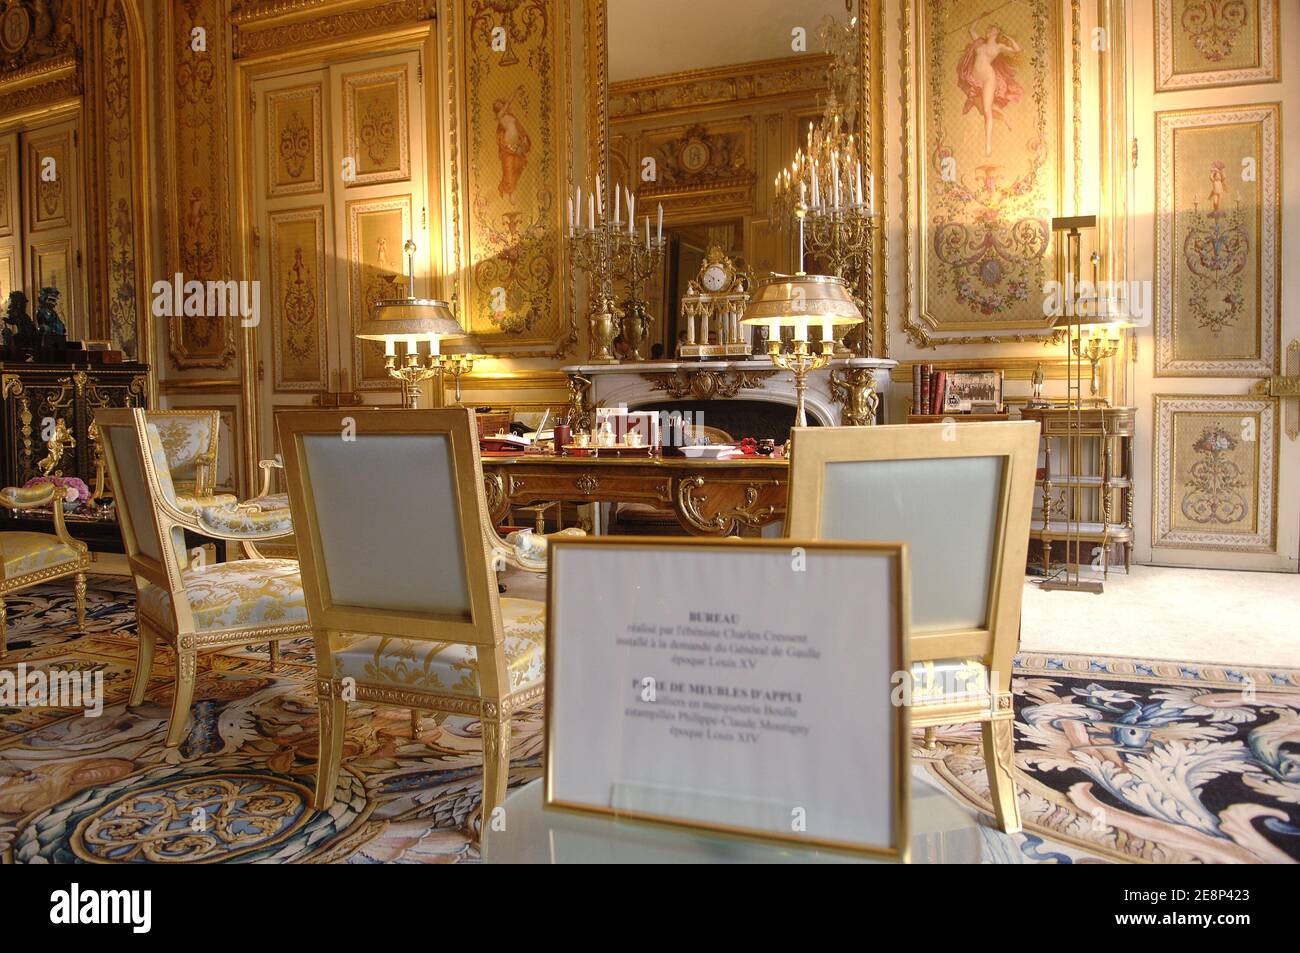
(0, 0, 1297, 881)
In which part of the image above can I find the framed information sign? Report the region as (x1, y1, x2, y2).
(544, 537, 911, 860)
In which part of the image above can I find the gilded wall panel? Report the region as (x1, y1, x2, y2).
(269, 207, 328, 392)
(0, 142, 11, 236)
(25, 132, 70, 232)
(1155, 104, 1278, 377)
(0, 249, 13, 301)
(31, 240, 72, 308)
(914, 0, 1061, 336)
(1154, 395, 1276, 553)
(1156, 0, 1278, 91)
(346, 196, 410, 389)
(167, 0, 236, 368)
(458, 0, 573, 355)
(266, 84, 324, 197)
(342, 66, 410, 186)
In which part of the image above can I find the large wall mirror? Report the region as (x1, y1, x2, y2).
(597, 0, 875, 359)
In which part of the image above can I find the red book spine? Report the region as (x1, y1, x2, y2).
(932, 371, 947, 414)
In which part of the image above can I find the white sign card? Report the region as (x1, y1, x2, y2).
(544, 538, 911, 859)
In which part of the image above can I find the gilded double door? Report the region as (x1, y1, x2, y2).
(250, 50, 430, 458)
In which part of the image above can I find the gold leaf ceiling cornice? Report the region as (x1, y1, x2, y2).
(609, 53, 831, 121)
(0, 53, 78, 96)
(233, 0, 433, 58)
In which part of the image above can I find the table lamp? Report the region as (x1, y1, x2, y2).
(740, 273, 863, 427)
(355, 239, 462, 408)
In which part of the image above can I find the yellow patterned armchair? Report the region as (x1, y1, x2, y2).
(277, 408, 546, 825)
(0, 484, 92, 657)
(95, 408, 312, 747)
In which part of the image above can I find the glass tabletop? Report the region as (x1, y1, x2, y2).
(482, 773, 1015, 864)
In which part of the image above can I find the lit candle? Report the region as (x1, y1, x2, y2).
(627, 189, 635, 234)
(595, 175, 603, 218)
(657, 204, 663, 242)
(614, 182, 621, 224)
(567, 197, 574, 235)
(588, 194, 595, 230)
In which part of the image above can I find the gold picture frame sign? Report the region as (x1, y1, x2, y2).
(544, 535, 912, 861)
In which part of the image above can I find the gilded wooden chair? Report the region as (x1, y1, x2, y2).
(785, 421, 1040, 833)
(142, 410, 227, 503)
(277, 408, 545, 822)
(95, 408, 312, 747)
(0, 484, 92, 657)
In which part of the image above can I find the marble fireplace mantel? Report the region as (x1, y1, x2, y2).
(561, 357, 897, 427)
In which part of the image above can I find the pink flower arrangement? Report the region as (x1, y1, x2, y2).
(24, 475, 91, 506)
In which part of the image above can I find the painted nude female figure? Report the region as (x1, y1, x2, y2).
(957, 20, 1023, 156)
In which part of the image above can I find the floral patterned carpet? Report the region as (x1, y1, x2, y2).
(2, 575, 1298, 864)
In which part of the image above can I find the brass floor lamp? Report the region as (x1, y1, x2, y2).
(1042, 215, 1102, 594)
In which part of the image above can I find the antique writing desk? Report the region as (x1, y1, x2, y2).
(480, 453, 789, 537)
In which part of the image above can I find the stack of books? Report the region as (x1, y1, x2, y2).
(912, 364, 948, 415)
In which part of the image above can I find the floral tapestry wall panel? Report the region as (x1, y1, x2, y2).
(100, 1, 142, 360)
(342, 66, 410, 187)
(346, 197, 410, 390)
(269, 208, 328, 392)
(1155, 105, 1279, 377)
(1156, 0, 1278, 91)
(916, 0, 1061, 335)
(266, 85, 324, 198)
(167, 0, 235, 369)
(1154, 395, 1276, 552)
(458, 0, 572, 355)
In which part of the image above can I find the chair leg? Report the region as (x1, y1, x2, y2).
(130, 623, 158, 707)
(313, 691, 347, 811)
(480, 708, 512, 826)
(74, 573, 87, 630)
(982, 719, 1022, 834)
(165, 646, 198, 748)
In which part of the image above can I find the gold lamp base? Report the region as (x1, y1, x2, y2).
(769, 338, 833, 428)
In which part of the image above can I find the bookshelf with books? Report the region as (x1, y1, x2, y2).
(908, 366, 1006, 420)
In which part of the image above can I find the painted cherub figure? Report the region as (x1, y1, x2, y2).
(957, 19, 1024, 156)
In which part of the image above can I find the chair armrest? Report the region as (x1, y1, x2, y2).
(0, 484, 57, 510)
(253, 457, 283, 501)
(191, 502, 295, 542)
(192, 451, 217, 496)
(0, 484, 89, 556)
(486, 523, 586, 574)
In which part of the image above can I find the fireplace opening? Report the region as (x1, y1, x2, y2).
(628, 398, 824, 443)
